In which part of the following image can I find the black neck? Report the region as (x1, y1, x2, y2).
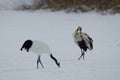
(50, 54, 60, 67)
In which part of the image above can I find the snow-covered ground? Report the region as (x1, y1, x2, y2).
(0, 0, 32, 10)
(0, 10, 120, 80)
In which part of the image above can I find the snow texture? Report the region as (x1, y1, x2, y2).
(0, 0, 32, 10)
(0, 10, 120, 80)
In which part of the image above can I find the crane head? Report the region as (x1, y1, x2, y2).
(76, 26, 82, 33)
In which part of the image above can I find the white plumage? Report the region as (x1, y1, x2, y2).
(20, 40, 60, 69)
(73, 26, 93, 60)
(30, 40, 52, 55)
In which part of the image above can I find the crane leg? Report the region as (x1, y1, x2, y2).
(78, 49, 85, 60)
(37, 55, 44, 69)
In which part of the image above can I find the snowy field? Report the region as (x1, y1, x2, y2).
(0, 0, 32, 10)
(0, 10, 120, 80)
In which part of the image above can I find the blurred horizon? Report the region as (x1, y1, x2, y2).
(0, 0, 120, 14)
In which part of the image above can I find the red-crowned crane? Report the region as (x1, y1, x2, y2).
(20, 40, 60, 69)
(73, 26, 93, 60)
